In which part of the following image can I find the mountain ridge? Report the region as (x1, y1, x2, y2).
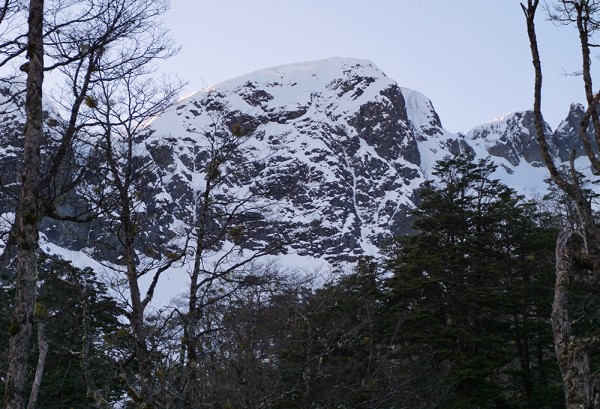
(0, 57, 593, 305)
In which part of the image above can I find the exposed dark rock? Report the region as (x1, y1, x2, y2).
(551, 103, 599, 162)
(468, 111, 554, 167)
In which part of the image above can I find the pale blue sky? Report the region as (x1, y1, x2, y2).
(160, 1, 592, 133)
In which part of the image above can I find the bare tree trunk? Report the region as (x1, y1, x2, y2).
(182, 172, 214, 406)
(102, 105, 155, 407)
(27, 323, 48, 409)
(124, 228, 154, 406)
(522, 2, 600, 406)
(4, 0, 44, 408)
(552, 228, 599, 408)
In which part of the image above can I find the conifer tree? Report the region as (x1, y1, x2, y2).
(385, 152, 563, 408)
(0, 259, 125, 407)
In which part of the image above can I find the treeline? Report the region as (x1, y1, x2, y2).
(3, 153, 593, 408)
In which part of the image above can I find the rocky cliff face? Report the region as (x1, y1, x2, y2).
(465, 111, 554, 167)
(0, 80, 76, 253)
(551, 103, 600, 162)
(146, 58, 427, 261)
(0, 57, 592, 270)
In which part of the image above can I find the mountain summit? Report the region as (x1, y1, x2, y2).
(147, 58, 440, 261)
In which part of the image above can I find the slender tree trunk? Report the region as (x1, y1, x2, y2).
(124, 225, 154, 406)
(4, 1, 45, 408)
(27, 323, 48, 409)
(183, 172, 214, 406)
(101, 100, 155, 407)
(81, 280, 110, 408)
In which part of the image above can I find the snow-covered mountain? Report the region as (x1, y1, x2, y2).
(0, 57, 592, 293)
(141, 57, 595, 263)
(146, 58, 431, 262)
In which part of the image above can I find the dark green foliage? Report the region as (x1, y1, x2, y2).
(384, 153, 564, 408)
(35, 260, 125, 407)
(0, 258, 125, 408)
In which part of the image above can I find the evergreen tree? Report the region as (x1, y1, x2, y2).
(35, 259, 125, 407)
(0, 259, 125, 407)
(384, 152, 563, 408)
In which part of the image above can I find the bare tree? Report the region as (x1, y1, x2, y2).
(91, 73, 184, 406)
(522, 1, 600, 406)
(4, 1, 45, 408)
(0, 0, 179, 407)
(174, 110, 285, 406)
(26, 323, 48, 409)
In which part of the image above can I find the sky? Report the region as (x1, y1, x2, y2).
(159, 1, 595, 133)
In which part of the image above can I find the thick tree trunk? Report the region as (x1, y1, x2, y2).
(522, 2, 600, 405)
(553, 228, 599, 408)
(4, 0, 45, 408)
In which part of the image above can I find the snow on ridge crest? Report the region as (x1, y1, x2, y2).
(400, 87, 443, 137)
(485, 111, 517, 125)
(211, 57, 387, 90)
(167, 57, 398, 115)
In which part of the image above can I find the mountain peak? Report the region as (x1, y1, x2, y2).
(211, 57, 386, 90)
(145, 57, 425, 262)
(465, 110, 553, 167)
(552, 102, 596, 161)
